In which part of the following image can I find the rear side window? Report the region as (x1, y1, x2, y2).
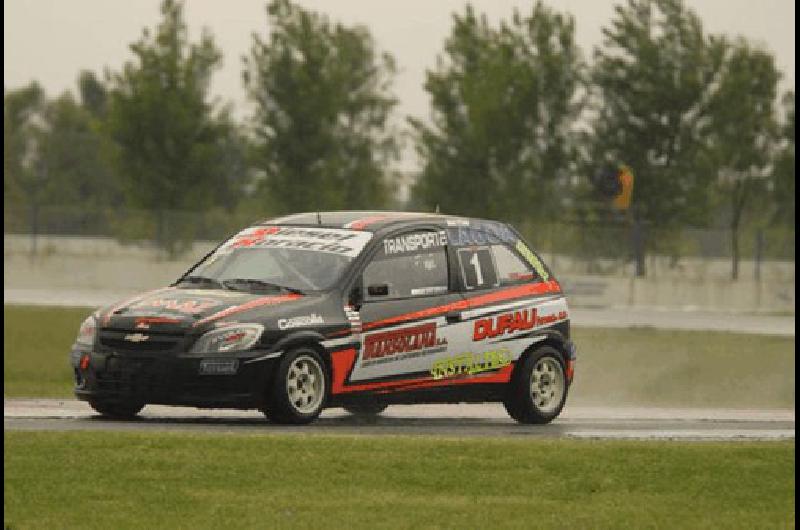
(363, 230, 449, 300)
(491, 244, 537, 284)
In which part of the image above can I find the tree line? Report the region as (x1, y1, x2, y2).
(4, 0, 795, 276)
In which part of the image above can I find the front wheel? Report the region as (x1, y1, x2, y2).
(262, 347, 328, 425)
(88, 400, 144, 419)
(503, 346, 568, 424)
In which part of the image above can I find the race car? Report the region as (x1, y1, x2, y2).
(70, 211, 576, 425)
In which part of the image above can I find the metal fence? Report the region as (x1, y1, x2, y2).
(4, 203, 795, 281)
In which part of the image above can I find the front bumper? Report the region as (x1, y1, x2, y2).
(70, 348, 281, 408)
(564, 340, 577, 384)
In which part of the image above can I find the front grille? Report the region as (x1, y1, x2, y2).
(95, 356, 171, 395)
(99, 329, 186, 354)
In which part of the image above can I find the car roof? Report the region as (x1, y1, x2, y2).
(256, 210, 506, 232)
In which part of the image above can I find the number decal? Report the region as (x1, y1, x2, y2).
(469, 252, 484, 285)
(458, 247, 498, 289)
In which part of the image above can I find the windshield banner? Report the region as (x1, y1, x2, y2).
(219, 226, 373, 258)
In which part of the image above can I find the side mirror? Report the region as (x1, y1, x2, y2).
(349, 286, 363, 310)
(367, 283, 390, 297)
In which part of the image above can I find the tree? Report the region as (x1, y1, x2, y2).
(78, 70, 109, 119)
(39, 92, 124, 210)
(105, 0, 229, 253)
(4, 83, 49, 241)
(771, 91, 795, 229)
(704, 38, 780, 279)
(243, 0, 398, 214)
(411, 3, 584, 223)
(588, 0, 727, 275)
(5, 82, 121, 242)
(4, 83, 46, 209)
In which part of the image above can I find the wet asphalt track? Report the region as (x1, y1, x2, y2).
(4, 400, 794, 440)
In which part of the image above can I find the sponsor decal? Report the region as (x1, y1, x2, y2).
(409, 285, 448, 296)
(430, 348, 511, 380)
(330, 347, 514, 395)
(447, 222, 517, 246)
(362, 322, 447, 366)
(383, 230, 448, 255)
(473, 308, 568, 341)
(220, 226, 372, 258)
(198, 359, 239, 375)
(135, 316, 182, 329)
(102, 287, 173, 325)
(278, 313, 325, 330)
(345, 305, 362, 335)
(124, 333, 150, 343)
(130, 298, 221, 314)
(515, 240, 550, 281)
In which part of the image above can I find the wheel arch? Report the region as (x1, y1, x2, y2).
(514, 330, 569, 374)
(271, 331, 332, 379)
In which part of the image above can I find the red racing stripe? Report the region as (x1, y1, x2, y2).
(193, 294, 302, 327)
(134, 316, 182, 327)
(375, 364, 514, 393)
(331, 348, 359, 394)
(345, 212, 432, 230)
(361, 280, 561, 331)
(345, 215, 391, 230)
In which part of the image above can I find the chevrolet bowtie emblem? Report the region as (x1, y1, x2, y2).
(124, 333, 150, 342)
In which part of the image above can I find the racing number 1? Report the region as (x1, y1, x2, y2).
(469, 253, 484, 285)
(459, 247, 498, 289)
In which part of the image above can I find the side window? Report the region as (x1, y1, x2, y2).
(363, 231, 449, 300)
(457, 246, 499, 290)
(491, 244, 538, 284)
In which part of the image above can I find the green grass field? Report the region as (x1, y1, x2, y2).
(4, 305, 94, 397)
(4, 304, 795, 407)
(569, 326, 795, 408)
(4, 431, 795, 529)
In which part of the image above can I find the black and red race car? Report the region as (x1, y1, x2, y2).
(70, 211, 576, 424)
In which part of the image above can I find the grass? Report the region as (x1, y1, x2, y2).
(4, 305, 94, 397)
(3, 304, 796, 407)
(568, 327, 795, 408)
(4, 431, 795, 529)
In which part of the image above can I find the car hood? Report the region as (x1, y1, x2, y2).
(98, 286, 308, 332)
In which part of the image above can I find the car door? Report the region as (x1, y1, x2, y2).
(347, 227, 463, 385)
(451, 236, 569, 368)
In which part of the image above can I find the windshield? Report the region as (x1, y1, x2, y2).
(184, 225, 373, 292)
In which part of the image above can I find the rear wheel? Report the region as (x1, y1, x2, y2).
(262, 347, 328, 425)
(343, 402, 388, 416)
(88, 400, 144, 419)
(503, 345, 567, 424)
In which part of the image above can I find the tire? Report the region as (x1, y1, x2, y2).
(503, 345, 568, 425)
(88, 400, 144, 419)
(262, 347, 328, 425)
(343, 402, 388, 416)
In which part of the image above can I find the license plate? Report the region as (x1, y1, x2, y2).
(199, 359, 239, 375)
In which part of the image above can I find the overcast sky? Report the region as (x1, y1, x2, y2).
(4, 0, 795, 170)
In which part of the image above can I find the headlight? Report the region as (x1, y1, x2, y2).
(75, 316, 97, 347)
(190, 324, 264, 353)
